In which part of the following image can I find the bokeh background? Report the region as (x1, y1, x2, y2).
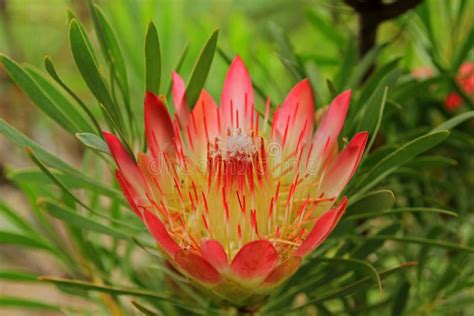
(0, 0, 473, 315)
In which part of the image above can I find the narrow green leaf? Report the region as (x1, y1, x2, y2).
(357, 59, 400, 110)
(344, 207, 458, 221)
(360, 235, 474, 253)
(39, 277, 206, 313)
(391, 281, 411, 316)
(405, 156, 457, 168)
(334, 39, 357, 90)
(352, 131, 449, 195)
(40, 199, 131, 240)
(0, 201, 37, 233)
(0, 297, 60, 311)
(326, 78, 338, 99)
(315, 257, 382, 292)
(26, 148, 140, 231)
(0, 231, 54, 251)
(7, 168, 126, 204)
(89, 3, 130, 107)
(287, 263, 416, 311)
(43, 56, 102, 134)
(348, 190, 395, 214)
(0, 270, 37, 282)
(347, 44, 387, 88)
(76, 133, 110, 154)
(351, 224, 400, 259)
(453, 22, 474, 70)
(185, 29, 219, 108)
(269, 23, 305, 80)
(131, 300, 159, 315)
(0, 54, 78, 134)
(432, 111, 474, 132)
(305, 10, 344, 46)
(69, 19, 122, 128)
(145, 21, 161, 94)
(364, 86, 388, 154)
(24, 64, 94, 133)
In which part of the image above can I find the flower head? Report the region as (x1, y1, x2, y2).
(444, 61, 474, 111)
(104, 56, 368, 306)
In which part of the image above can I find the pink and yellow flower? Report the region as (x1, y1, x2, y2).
(103, 57, 367, 306)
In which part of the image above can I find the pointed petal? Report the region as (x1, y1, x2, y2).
(172, 71, 191, 127)
(201, 239, 228, 272)
(103, 132, 144, 191)
(320, 132, 368, 198)
(143, 210, 180, 257)
(311, 90, 352, 165)
(187, 90, 219, 156)
(230, 240, 279, 280)
(221, 56, 254, 130)
(175, 250, 222, 284)
(262, 256, 301, 287)
(294, 198, 347, 257)
(144, 92, 176, 156)
(274, 79, 314, 149)
(115, 170, 143, 219)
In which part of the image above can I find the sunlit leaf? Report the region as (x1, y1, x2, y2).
(145, 21, 162, 94)
(185, 29, 219, 108)
(76, 133, 110, 154)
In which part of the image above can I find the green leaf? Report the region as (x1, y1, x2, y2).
(131, 300, 160, 315)
(432, 111, 474, 132)
(43, 56, 102, 134)
(357, 59, 400, 110)
(269, 23, 305, 81)
(305, 10, 344, 47)
(185, 29, 219, 108)
(0, 119, 77, 174)
(26, 148, 140, 231)
(360, 235, 474, 254)
(39, 199, 131, 240)
(0, 297, 60, 311)
(0, 201, 37, 233)
(364, 86, 389, 154)
(347, 44, 387, 88)
(315, 257, 382, 292)
(404, 156, 457, 168)
(344, 207, 458, 221)
(334, 38, 357, 90)
(286, 263, 416, 311)
(76, 133, 110, 154)
(453, 21, 474, 70)
(145, 21, 161, 94)
(7, 168, 126, 204)
(23, 64, 94, 133)
(391, 281, 411, 316)
(352, 131, 449, 195)
(68, 19, 122, 129)
(0, 270, 38, 282)
(0, 231, 55, 251)
(351, 224, 400, 259)
(0, 54, 79, 134)
(39, 277, 206, 313)
(326, 78, 338, 98)
(89, 3, 130, 107)
(348, 190, 395, 214)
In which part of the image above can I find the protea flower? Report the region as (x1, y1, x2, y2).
(444, 62, 474, 111)
(103, 56, 368, 306)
